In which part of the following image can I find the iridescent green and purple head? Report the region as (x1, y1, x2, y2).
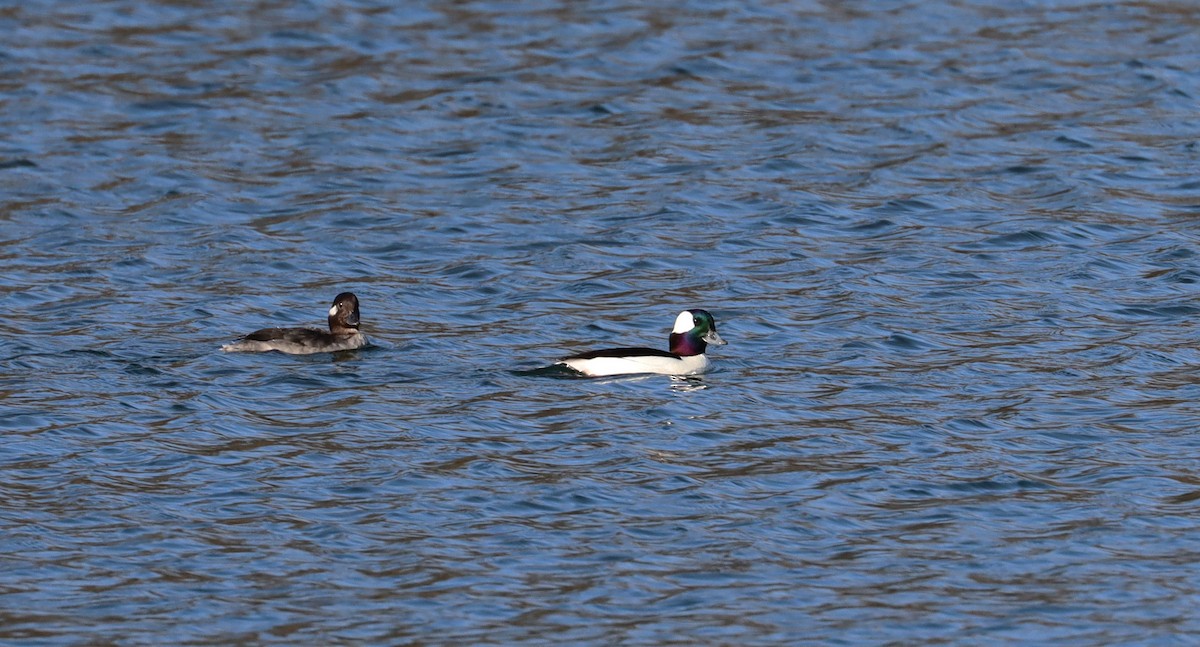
(668, 309, 726, 356)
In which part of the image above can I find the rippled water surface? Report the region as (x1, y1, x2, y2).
(4, 0, 1200, 643)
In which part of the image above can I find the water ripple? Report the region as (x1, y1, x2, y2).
(3, 0, 1200, 644)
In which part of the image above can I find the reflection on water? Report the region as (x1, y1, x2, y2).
(3, 0, 1200, 643)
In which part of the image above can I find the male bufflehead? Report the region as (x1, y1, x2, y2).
(221, 292, 367, 355)
(556, 309, 726, 377)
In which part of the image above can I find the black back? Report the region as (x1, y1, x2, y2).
(565, 346, 681, 361)
(243, 326, 335, 346)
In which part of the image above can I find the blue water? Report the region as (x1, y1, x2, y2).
(4, 0, 1200, 643)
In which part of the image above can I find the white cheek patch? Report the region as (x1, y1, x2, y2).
(329, 305, 339, 316)
(673, 311, 694, 333)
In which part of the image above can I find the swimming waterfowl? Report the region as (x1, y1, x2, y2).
(221, 292, 367, 355)
(557, 309, 726, 377)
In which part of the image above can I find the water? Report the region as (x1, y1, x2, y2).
(3, 0, 1200, 643)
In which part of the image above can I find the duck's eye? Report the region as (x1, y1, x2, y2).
(693, 316, 701, 325)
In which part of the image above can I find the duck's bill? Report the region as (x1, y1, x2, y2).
(704, 330, 727, 345)
(346, 311, 360, 326)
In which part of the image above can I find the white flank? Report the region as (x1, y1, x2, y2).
(559, 353, 709, 377)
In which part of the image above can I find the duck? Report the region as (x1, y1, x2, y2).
(220, 292, 367, 355)
(556, 309, 726, 377)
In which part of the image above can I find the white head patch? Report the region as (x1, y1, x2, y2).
(673, 311, 694, 334)
(329, 304, 339, 316)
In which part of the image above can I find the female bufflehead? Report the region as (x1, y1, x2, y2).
(221, 292, 367, 355)
(557, 309, 726, 377)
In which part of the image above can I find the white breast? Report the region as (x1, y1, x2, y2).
(558, 353, 710, 377)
